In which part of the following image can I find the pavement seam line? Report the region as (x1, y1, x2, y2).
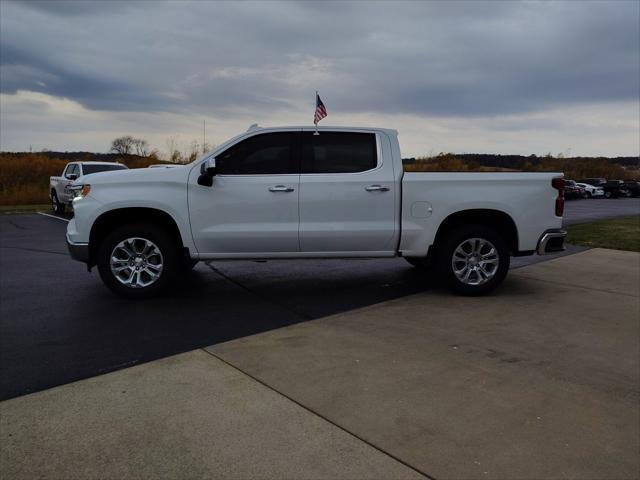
(36, 212, 70, 223)
(511, 272, 640, 298)
(205, 261, 314, 320)
(200, 347, 437, 480)
(0, 246, 69, 256)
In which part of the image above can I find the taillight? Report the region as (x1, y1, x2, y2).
(552, 177, 565, 217)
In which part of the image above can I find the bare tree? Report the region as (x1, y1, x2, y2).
(110, 136, 135, 155)
(133, 138, 149, 156)
(166, 137, 182, 163)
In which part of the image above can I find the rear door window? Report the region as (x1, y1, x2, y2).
(301, 132, 377, 174)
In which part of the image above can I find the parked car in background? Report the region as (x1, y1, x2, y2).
(578, 178, 606, 188)
(564, 180, 585, 199)
(602, 180, 630, 198)
(623, 181, 640, 197)
(50, 161, 128, 213)
(576, 182, 604, 198)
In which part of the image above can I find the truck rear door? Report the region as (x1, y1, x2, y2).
(298, 130, 397, 254)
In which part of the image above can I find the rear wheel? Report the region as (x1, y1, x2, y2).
(437, 225, 510, 296)
(51, 191, 65, 214)
(97, 223, 179, 298)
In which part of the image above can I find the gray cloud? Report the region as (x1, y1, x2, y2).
(1, 0, 638, 119)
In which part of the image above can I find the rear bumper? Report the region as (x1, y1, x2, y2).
(537, 229, 566, 255)
(66, 235, 89, 263)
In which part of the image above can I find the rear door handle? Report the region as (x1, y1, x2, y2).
(268, 185, 295, 193)
(365, 185, 390, 192)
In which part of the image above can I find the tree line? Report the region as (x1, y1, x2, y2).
(110, 136, 211, 163)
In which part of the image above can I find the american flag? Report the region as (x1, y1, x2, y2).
(314, 93, 327, 125)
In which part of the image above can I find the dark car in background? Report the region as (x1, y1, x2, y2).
(602, 180, 630, 198)
(623, 181, 640, 197)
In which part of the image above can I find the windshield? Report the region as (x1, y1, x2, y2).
(82, 164, 128, 175)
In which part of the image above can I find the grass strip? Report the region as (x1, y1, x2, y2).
(566, 215, 640, 252)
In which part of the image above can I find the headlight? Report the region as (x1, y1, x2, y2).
(70, 184, 91, 199)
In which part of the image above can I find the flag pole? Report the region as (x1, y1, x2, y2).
(314, 90, 319, 135)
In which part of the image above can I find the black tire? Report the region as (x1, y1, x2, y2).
(585, 191, 592, 198)
(97, 223, 180, 299)
(604, 191, 612, 198)
(436, 225, 510, 296)
(51, 191, 65, 214)
(404, 256, 429, 269)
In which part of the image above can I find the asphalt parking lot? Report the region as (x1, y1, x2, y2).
(0, 198, 638, 401)
(562, 196, 640, 225)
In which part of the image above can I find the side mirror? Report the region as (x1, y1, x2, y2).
(67, 173, 78, 180)
(197, 157, 217, 187)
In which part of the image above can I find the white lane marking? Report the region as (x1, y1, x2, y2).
(37, 212, 70, 223)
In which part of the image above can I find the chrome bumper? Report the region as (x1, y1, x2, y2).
(537, 229, 566, 255)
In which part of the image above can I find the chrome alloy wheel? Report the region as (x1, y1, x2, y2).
(110, 237, 164, 288)
(451, 238, 499, 286)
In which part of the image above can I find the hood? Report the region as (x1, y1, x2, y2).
(75, 164, 191, 186)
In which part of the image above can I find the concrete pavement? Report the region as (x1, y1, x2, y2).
(209, 248, 640, 479)
(1, 248, 638, 479)
(0, 350, 423, 480)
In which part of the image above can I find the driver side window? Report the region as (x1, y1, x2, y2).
(216, 132, 297, 175)
(65, 164, 78, 178)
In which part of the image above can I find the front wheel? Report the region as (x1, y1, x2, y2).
(97, 223, 179, 298)
(51, 191, 65, 214)
(437, 225, 510, 296)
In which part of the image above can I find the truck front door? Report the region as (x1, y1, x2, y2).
(188, 131, 300, 255)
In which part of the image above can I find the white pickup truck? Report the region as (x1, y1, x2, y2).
(66, 126, 566, 298)
(50, 161, 127, 213)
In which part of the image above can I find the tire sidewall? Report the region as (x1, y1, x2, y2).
(97, 223, 178, 299)
(437, 225, 510, 296)
(51, 191, 64, 214)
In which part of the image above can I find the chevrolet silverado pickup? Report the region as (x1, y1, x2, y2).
(50, 161, 127, 213)
(66, 126, 566, 298)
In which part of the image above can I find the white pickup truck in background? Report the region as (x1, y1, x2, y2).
(66, 126, 566, 298)
(50, 161, 128, 213)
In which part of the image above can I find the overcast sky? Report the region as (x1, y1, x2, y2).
(1, 0, 638, 157)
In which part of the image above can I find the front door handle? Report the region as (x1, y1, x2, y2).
(365, 185, 390, 192)
(268, 185, 295, 193)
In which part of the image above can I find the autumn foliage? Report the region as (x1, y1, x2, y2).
(0, 153, 173, 205)
(404, 153, 639, 180)
(1, 151, 638, 206)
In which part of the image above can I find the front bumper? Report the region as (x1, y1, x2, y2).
(537, 229, 566, 255)
(66, 235, 89, 263)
